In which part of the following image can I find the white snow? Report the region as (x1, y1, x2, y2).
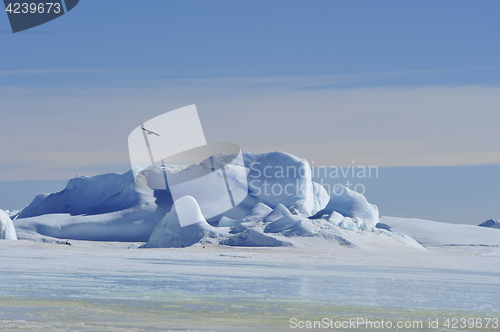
(0, 209, 17, 240)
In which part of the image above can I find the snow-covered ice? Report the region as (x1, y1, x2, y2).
(0, 236, 499, 331)
(379, 216, 500, 248)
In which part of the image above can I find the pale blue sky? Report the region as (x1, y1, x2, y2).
(1, 0, 499, 223)
(2, 1, 500, 79)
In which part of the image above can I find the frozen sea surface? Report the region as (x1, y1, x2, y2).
(1, 240, 499, 331)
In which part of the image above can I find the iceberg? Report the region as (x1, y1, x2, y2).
(0, 209, 17, 240)
(10, 150, 425, 249)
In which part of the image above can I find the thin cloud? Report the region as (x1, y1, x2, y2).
(0, 68, 133, 76)
(1, 78, 500, 180)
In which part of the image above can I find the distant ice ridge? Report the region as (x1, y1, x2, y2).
(11, 151, 422, 249)
(0, 209, 17, 240)
(479, 219, 500, 229)
(379, 217, 500, 247)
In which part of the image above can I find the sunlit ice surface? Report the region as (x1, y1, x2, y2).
(1, 240, 500, 331)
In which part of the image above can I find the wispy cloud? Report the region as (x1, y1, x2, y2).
(0, 68, 132, 75)
(1, 74, 500, 180)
